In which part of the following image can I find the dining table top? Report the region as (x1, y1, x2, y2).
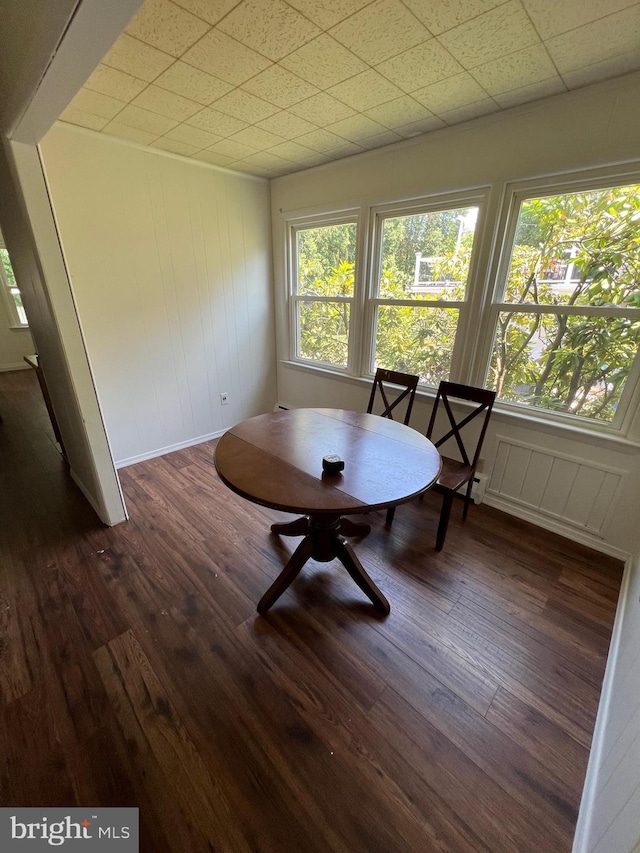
(214, 407, 442, 516)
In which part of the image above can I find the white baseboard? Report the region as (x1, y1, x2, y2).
(115, 429, 226, 469)
(483, 492, 629, 561)
(0, 362, 30, 372)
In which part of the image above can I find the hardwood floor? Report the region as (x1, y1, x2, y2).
(0, 369, 623, 851)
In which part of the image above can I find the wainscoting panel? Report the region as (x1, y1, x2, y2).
(488, 436, 627, 537)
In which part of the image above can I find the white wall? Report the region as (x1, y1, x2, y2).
(0, 320, 33, 371)
(270, 73, 640, 559)
(573, 554, 640, 853)
(0, 139, 126, 524)
(40, 123, 277, 467)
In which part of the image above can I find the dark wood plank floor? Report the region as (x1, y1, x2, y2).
(0, 369, 623, 852)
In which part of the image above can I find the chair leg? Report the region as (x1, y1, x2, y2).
(385, 506, 396, 525)
(462, 480, 473, 521)
(436, 491, 454, 551)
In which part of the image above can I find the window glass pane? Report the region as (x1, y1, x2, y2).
(488, 311, 640, 422)
(0, 248, 16, 287)
(378, 207, 478, 300)
(11, 288, 27, 325)
(296, 223, 356, 296)
(298, 301, 350, 367)
(374, 305, 459, 385)
(503, 184, 640, 307)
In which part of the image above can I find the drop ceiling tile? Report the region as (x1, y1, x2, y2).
(267, 140, 318, 162)
(326, 114, 388, 142)
(288, 91, 356, 125)
(327, 70, 404, 111)
(492, 76, 567, 108)
(102, 33, 174, 82)
(182, 29, 271, 85)
(150, 137, 200, 155)
(364, 95, 434, 127)
(563, 51, 640, 89)
(187, 106, 248, 135)
(546, 6, 640, 74)
(84, 65, 148, 103)
(296, 127, 351, 151)
(190, 149, 235, 166)
(172, 0, 240, 26)
(438, 1, 541, 68)
(229, 160, 274, 176)
(241, 66, 320, 108)
(395, 115, 446, 137)
(358, 129, 403, 149)
(412, 71, 488, 112)
(67, 88, 125, 120)
(256, 111, 319, 139)
(376, 38, 463, 93)
(116, 104, 180, 134)
(285, 0, 372, 29)
(59, 109, 109, 131)
(325, 140, 365, 157)
(126, 0, 211, 57)
(402, 0, 507, 36)
(217, 0, 321, 62)
(438, 97, 500, 124)
(132, 85, 201, 120)
(329, 0, 432, 65)
(229, 126, 286, 149)
(212, 89, 280, 122)
(208, 138, 257, 158)
(102, 121, 160, 144)
(471, 43, 559, 95)
(154, 61, 233, 104)
(280, 34, 368, 88)
(165, 123, 222, 146)
(238, 151, 295, 169)
(522, 0, 638, 40)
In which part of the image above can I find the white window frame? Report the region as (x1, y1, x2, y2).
(0, 243, 28, 329)
(288, 209, 363, 374)
(365, 191, 489, 386)
(475, 169, 640, 434)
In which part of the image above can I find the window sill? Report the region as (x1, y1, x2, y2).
(9, 324, 29, 330)
(279, 359, 640, 451)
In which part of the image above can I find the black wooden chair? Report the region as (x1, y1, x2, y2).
(386, 381, 496, 550)
(366, 368, 419, 425)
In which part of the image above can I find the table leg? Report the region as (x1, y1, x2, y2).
(260, 513, 389, 615)
(338, 517, 371, 537)
(333, 539, 390, 615)
(270, 517, 310, 536)
(257, 535, 315, 614)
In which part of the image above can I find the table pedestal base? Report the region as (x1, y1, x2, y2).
(258, 514, 390, 616)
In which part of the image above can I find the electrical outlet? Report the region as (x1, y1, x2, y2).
(220, 392, 228, 405)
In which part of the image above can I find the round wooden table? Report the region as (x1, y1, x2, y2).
(214, 408, 441, 615)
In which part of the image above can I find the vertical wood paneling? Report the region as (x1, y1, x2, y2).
(519, 451, 554, 507)
(487, 437, 625, 537)
(498, 444, 531, 498)
(40, 124, 276, 466)
(542, 458, 579, 517)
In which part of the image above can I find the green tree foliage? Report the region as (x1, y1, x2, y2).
(490, 185, 640, 421)
(297, 190, 640, 423)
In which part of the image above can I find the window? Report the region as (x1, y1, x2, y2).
(291, 218, 357, 369)
(486, 182, 640, 425)
(0, 245, 27, 327)
(285, 172, 640, 437)
(369, 202, 480, 384)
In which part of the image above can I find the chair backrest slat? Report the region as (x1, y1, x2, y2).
(367, 368, 419, 425)
(426, 381, 496, 469)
